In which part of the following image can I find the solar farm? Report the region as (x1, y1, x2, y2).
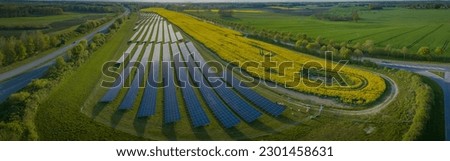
(70, 7, 441, 141)
(83, 12, 290, 139)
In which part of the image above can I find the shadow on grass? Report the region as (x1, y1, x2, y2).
(247, 120, 277, 133)
(111, 109, 126, 128)
(273, 115, 299, 125)
(192, 126, 212, 141)
(92, 102, 108, 118)
(133, 117, 148, 137)
(224, 127, 250, 141)
(162, 123, 177, 141)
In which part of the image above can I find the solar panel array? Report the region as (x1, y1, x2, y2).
(137, 43, 161, 117)
(162, 43, 181, 123)
(100, 42, 143, 102)
(142, 16, 156, 43)
(179, 42, 240, 128)
(168, 24, 177, 43)
(171, 43, 210, 127)
(163, 21, 170, 43)
(116, 43, 136, 64)
(186, 42, 285, 116)
(157, 20, 163, 43)
(119, 44, 148, 110)
(100, 13, 285, 129)
(183, 42, 262, 123)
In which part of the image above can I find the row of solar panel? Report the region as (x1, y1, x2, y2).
(171, 43, 210, 127)
(185, 42, 285, 116)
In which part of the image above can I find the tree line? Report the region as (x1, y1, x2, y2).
(0, 31, 61, 66)
(0, 5, 63, 18)
(0, 3, 123, 18)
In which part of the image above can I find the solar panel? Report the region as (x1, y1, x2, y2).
(171, 43, 210, 127)
(116, 43, 137, 64)
(150, 19, 160, 43)
(136, 22, 149, 43)
(119, 44, 150, 110)
(129, 18, 148, 42)
(179, 42, 240, 128)
(183, 42, 262, 122)
(137, 43, 161, 117)
(168, 24, 177, 43)
(185, 42, 285, 116)
(163, 21, 170, 43)
(162, 43, 181, 123)
(100, 43, 143, 102)
(142, 16, 156, 43)
(157, 20, 163, 43)
(175, 32, 183, 41)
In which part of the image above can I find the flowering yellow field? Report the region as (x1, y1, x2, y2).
(146, 8, 386, 105)
(183, 9, 264, 13)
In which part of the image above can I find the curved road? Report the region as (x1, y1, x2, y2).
(0, 8, 130, 102)
(366, 58, 450, 140)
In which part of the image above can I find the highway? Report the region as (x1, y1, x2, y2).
(367, 58, 450, 140)
(0, 8, 130, 103)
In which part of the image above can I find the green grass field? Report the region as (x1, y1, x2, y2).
(0, 12, 113, 36)
(35, 14, 143, 140)
(0, 12, 101, 26)
(189, 7, 450, 55)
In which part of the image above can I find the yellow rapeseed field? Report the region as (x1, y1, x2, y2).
(145, 8, 386, 105)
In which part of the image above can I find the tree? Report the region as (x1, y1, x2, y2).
(4, 37, 18, 64)
(295, 40, 303, 49)
(401, 47, 408, 59)
(79, 39, 88, 49)
(50, 36, 60, 47)
(218, 9, 233, 18)
(55, 56, 67, 71)
(320, 45, 327, 51)
(306, 43, 320, 50)
(92, 33, 105, 45)
(0, 51, 4, 66)
(315, 36, 323, 44)
(89, 42, 97, 51)
(339, 46, 352, 59)
(35, 31, 50, 51)
(352, 11, 360, 22)
(353, 42, 362, 50)
(8, 92, 30, 105)
(363, 40, 375, 52)
(417, 47, 430, 55)
(434, 47, 444, 55)
(26, 36, 35, 55)
(354, 49, 363, 60)
(15, 41, 27, 60)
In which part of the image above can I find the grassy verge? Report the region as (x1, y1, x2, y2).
(417, 76, 445, 140)
(430, 70, 446, 79)
(35, 13, 142, 140)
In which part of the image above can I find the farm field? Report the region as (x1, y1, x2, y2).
(188, 7, 450, 55)
(0, 12, 113, 36)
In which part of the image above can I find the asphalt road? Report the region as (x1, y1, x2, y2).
(0, 8, 130, 103)
(368, 58, 450, 140)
